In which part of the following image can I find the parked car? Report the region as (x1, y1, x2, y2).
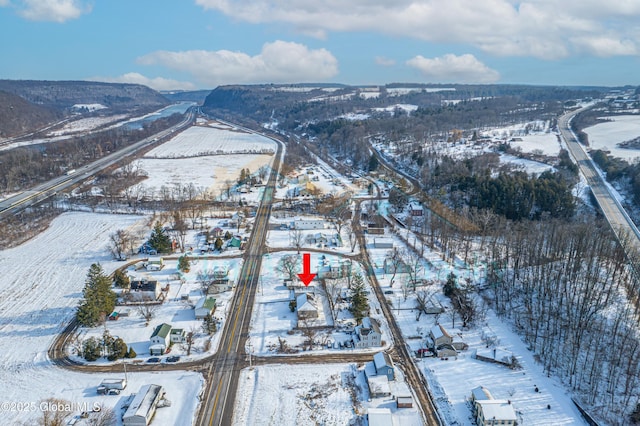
(147, 357, 161, 363)
(166, 356, 181, 363)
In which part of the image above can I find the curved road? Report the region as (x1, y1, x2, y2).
(559, 107, 640, 250)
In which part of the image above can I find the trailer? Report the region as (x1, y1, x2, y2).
(97, 378, 127, 394)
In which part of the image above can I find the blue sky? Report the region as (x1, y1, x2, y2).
(1, 0, 640, 90)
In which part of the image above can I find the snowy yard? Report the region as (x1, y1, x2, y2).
(248, 251, 391, 356)
(0, 212, 204, 425)
(233, 363, 422, 426)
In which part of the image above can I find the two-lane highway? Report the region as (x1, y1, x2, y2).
(0, 107, 196, 219)
(559, 107, 640, 250)
(196, 128, 283, 426)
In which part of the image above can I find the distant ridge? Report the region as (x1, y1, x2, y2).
(0, 90, 61, 139)
(0, 80, 169, 113)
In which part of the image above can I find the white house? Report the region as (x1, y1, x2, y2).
(353, 317, 382, 349)
(170, 328, 186, 344)
(475, 400, 517, 426)
(122, 384, 165, 426)
(149, 323, 171, 355)
(368, 408, 394, 426)
(470, 386, 517, 426)
(195, 297, 216, 319)
(129, 279, 161, 301)
(373, 352, 395, 381)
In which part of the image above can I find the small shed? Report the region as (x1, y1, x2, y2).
(397, 396, 413, 408)
(430, 324, 453, 347)
(373, 238, 394, 249)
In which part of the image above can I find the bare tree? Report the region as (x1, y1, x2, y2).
(344, 222, 357, 252)
(109, 229, 131, 260)
(183, 325, 199, 355)
(136, 304, 158, 326)
(86, 405, 116, 426)
(171, 210, 188, 252)
(37, 398, 73, 426)
(289, 229, 304, 253)
(276, 254, 301, 281)
(403, 250, 424, 290)
(299, 318, 317, 351)
(385, 247, 404, 287)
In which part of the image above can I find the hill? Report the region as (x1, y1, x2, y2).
(0, 80, 169, 113)
(0, 90, 61, 139)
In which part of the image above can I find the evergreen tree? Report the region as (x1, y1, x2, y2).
(148, 222, 172, 253)
(113, 269, 130, 289)
(368, 154, 379, 172)
(126, 346, 137, 359)
(178, 255, 190, 272)
(349, 273, 369, 324)
(108, 337, 128, 361)
(82, 337, 102, 361)
(214, 237, 223, 251)
(76, 264, 116, 327)
(443, 272, 457, 297)
(202, 314, 217, 335)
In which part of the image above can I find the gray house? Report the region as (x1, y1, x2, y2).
(373, 352, 395, 381)
(353, 317, 382, 349)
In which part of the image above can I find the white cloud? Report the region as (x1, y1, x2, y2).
(137, 41, 338, 86)
(375, 56, 396, 66)
(407, 54, 500, 83)
(195, 0, 640, 60)
(90, 73, 197, 92)
(16, 0, 91, 22)
(0, 0, 10, 7)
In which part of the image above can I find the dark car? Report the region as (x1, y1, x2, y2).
(166, 356, 181, 363)
(147, 357, 161, 363)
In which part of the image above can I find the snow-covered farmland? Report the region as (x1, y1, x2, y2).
(47, 114, 128, 136)
(585, 115, 640, 160)
(137, 124, 276, 199)
(146, 125, 276, 158)
(136, 154, 272, 198)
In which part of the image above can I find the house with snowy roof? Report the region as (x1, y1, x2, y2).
(353, 317, 382, 349)
(296, 293, 319, 320)
(470, 385, 517, 426)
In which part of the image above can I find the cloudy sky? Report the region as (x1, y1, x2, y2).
(1, 0, 639, 90)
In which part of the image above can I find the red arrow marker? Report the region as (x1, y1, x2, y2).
(297, 253, 316, 287)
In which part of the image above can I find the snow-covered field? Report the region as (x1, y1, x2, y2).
(585, 115, 640, 160)
(146, 125, 276, 158)
(137, 124, 276, 199)
(0, 212, 204, 425)
(137, 154, 272, 198)
(47, 114, 128, 136)
(233, 364, 359, 426)
(233, 363, 422, 426)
